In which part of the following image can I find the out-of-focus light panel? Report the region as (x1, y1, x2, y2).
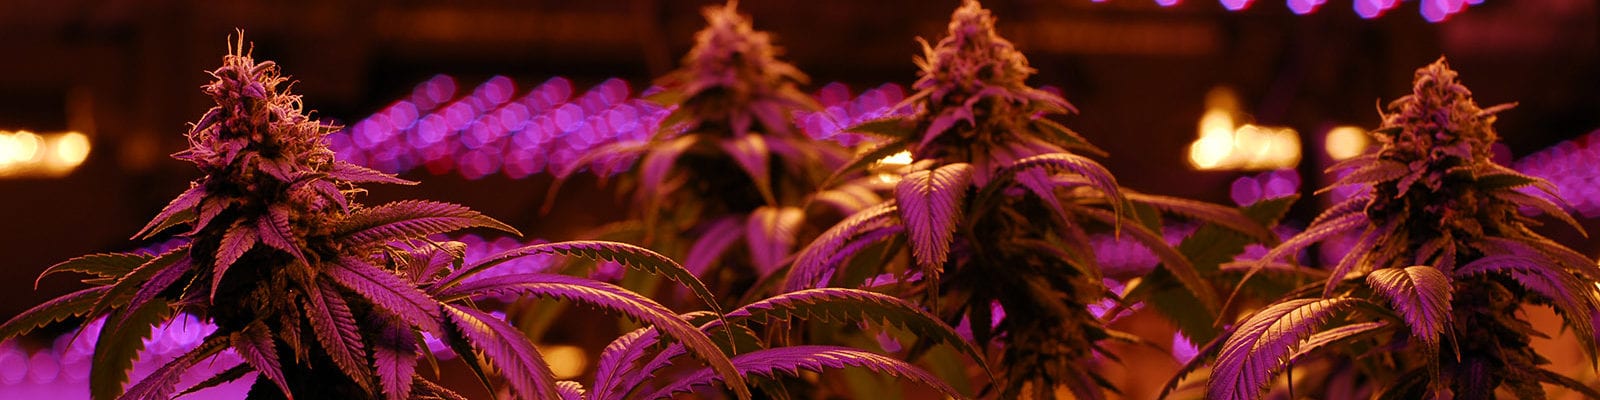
(0, 131, 90, 178)
(1324, 126, 1371, 160)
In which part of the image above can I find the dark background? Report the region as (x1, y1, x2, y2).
(0, 0, 1596, 322)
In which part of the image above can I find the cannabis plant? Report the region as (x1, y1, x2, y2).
(0, 39, 757, 400)
(787, 1, 1274, 398)
(568, 1, 853, 301)
(1196, 58, 1600, 399)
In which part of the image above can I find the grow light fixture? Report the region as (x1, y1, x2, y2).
(0, 130, 90, 178)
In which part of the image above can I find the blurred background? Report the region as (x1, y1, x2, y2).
(0, 0, 1596, 397)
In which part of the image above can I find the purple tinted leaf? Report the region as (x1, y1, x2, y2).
(189, 197, 231, 236)
(1490, 189, 1586, 236)
(721, 134, 775, 205)
(592, 327, 655, 400)
(308, 178, 349, 212)
(438, 273, 749, 400)
(746, 206, 803, 275)
(120, 333, 229, 400)
(812, 184, 882, 215)
(304, 280, 373, 394)
(232, 321, 290, 399)
(211, 220, 257, 300)
(1457, 254, 1598, 360)
(371, 314, 418, 400)
(36, 252, 150, 288)
(1319, 159, 1409, 193)
(1002, 153, 1124, 214)
(1366, 266, 1453, 346)
(328, 161, 417, 185)
(444, 241, 722, 315)
(1289, 321, 1390, 364)
(335, 200, 518, 248)
(175, 363, 251, 398)
(133, 183, 204, 240)
(637, 135, 698, 218)
(645, 346, 965, 400)
(257, 204, 307, 264)
(556, 381, 586, 400)
(1126, 192, 1278, 245)
(787, 201, 901, 292)
(1322, 221, 1387, 297)
(442, 305, 558, 400)
(720, 288, 994, 383)
(90, 246, 186, 321)
(1078, 207, 1218, 312)
(895, 163, 973, 281)
(325, 255, 442, 334)
(684, 217, 743, 276)
(122, 256, 194, 327)
(1210, 298, 1363, 400)
(1228, 211, 1366, 312)
(0, 286, 108, 342)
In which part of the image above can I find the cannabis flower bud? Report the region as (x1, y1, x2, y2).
(657, 2, 814, 137)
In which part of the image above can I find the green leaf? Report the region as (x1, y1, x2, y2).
(92, 298, 174, 400)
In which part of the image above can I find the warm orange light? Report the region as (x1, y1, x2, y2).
(539, 344, 588, 379)
(1324, 126, 1370, 160)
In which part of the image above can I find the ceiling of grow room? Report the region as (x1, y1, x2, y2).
(0, 0, 1594, 320)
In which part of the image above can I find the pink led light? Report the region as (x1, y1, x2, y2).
(1219, 0, 1252, 11)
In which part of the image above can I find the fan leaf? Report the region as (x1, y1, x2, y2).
(303, 280, 373, 394)
(93, 299, 174, 400)
(1365, 266, 1453, 346)
(1209, 298, 1363, 400)
(118, 332, 229, 400)
(438, 273, 750, 400)
(257, 204, 307, 264)
(746, 206, 804, 274)
(325, 255, 442, 334)
(684, 216, 744, 276)
(786, 201, 900, 291)
(132, 183, 204, 239)
(372, 315, 419, 400)
(444, 241, 722, 314)
(894, 163, 973, 282)
(232, 321, 290, 399)
(442, 304, 559, 400)
(335, 200, 519, 248)
(328, 161, 417, 185)
(645, 346, 966, 400)
(0, 286, 109, 343)
(210, 219, 257, 300)
(36, 253, 150, 288)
